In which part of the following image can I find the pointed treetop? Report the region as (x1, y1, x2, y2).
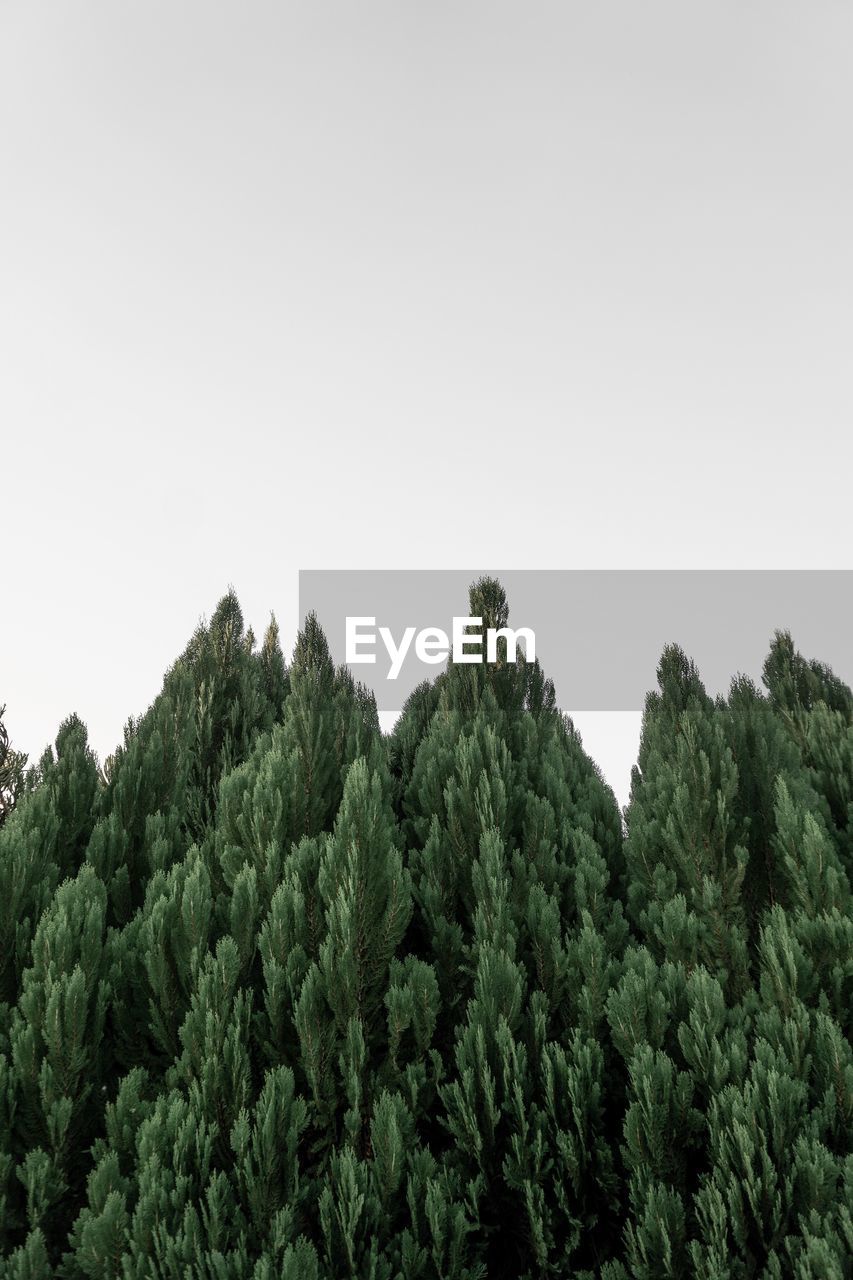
(292, 610, 333, 680)
(210, 588, 244, 636)
(262, 612, 282, 658)
(258, 611, 290, 717)
(468, 576, 509, 633)
(209, 589, 245, 664)
(54, 712, 90, 759)
(653, 644, 711, 715)
(763, 629, 852, 719)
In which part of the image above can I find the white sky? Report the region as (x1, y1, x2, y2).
(2, 3, 851, 807)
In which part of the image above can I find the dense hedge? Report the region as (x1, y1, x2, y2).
(0, 579, 850, 1278)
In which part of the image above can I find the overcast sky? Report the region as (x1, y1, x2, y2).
(2, 2, 851, 805)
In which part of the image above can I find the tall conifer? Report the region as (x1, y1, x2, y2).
(0, 583, 850, 1277)
(0, 707, 26, 830)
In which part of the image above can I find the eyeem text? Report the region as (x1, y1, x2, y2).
(345, 616, 536, 680)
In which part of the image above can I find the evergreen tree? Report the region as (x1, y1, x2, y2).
(615, 635, 853, 1279)
(178, 590, 282, 842)
(0, 583, 850, 1277)
(764, 630, 853, 878)
(395, 579, 627, 1276)
(88, 670, 197, 927)
(7, 866, 111, 1265)
(625, 646, 751, 998)
(0, 717, 101, 1009)
(0, 706, 26, 829)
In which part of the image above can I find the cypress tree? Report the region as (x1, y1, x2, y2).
(764, 630, 853, 878)
(0, 583, 850, 1277)
(87, 670, 197, 928)
(395, 579, 627, 1276)
(0, 707, 26, 829)
(0, 717, 101, 1010)
(615, 635, 853, 1279)
(624, 646, 751, 998)
(7, 866, 111, 1266)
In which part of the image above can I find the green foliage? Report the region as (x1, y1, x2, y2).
(0, 579, 851, 1278)
(0, 706, 26, 830)
(6, 866, 111, 1264)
